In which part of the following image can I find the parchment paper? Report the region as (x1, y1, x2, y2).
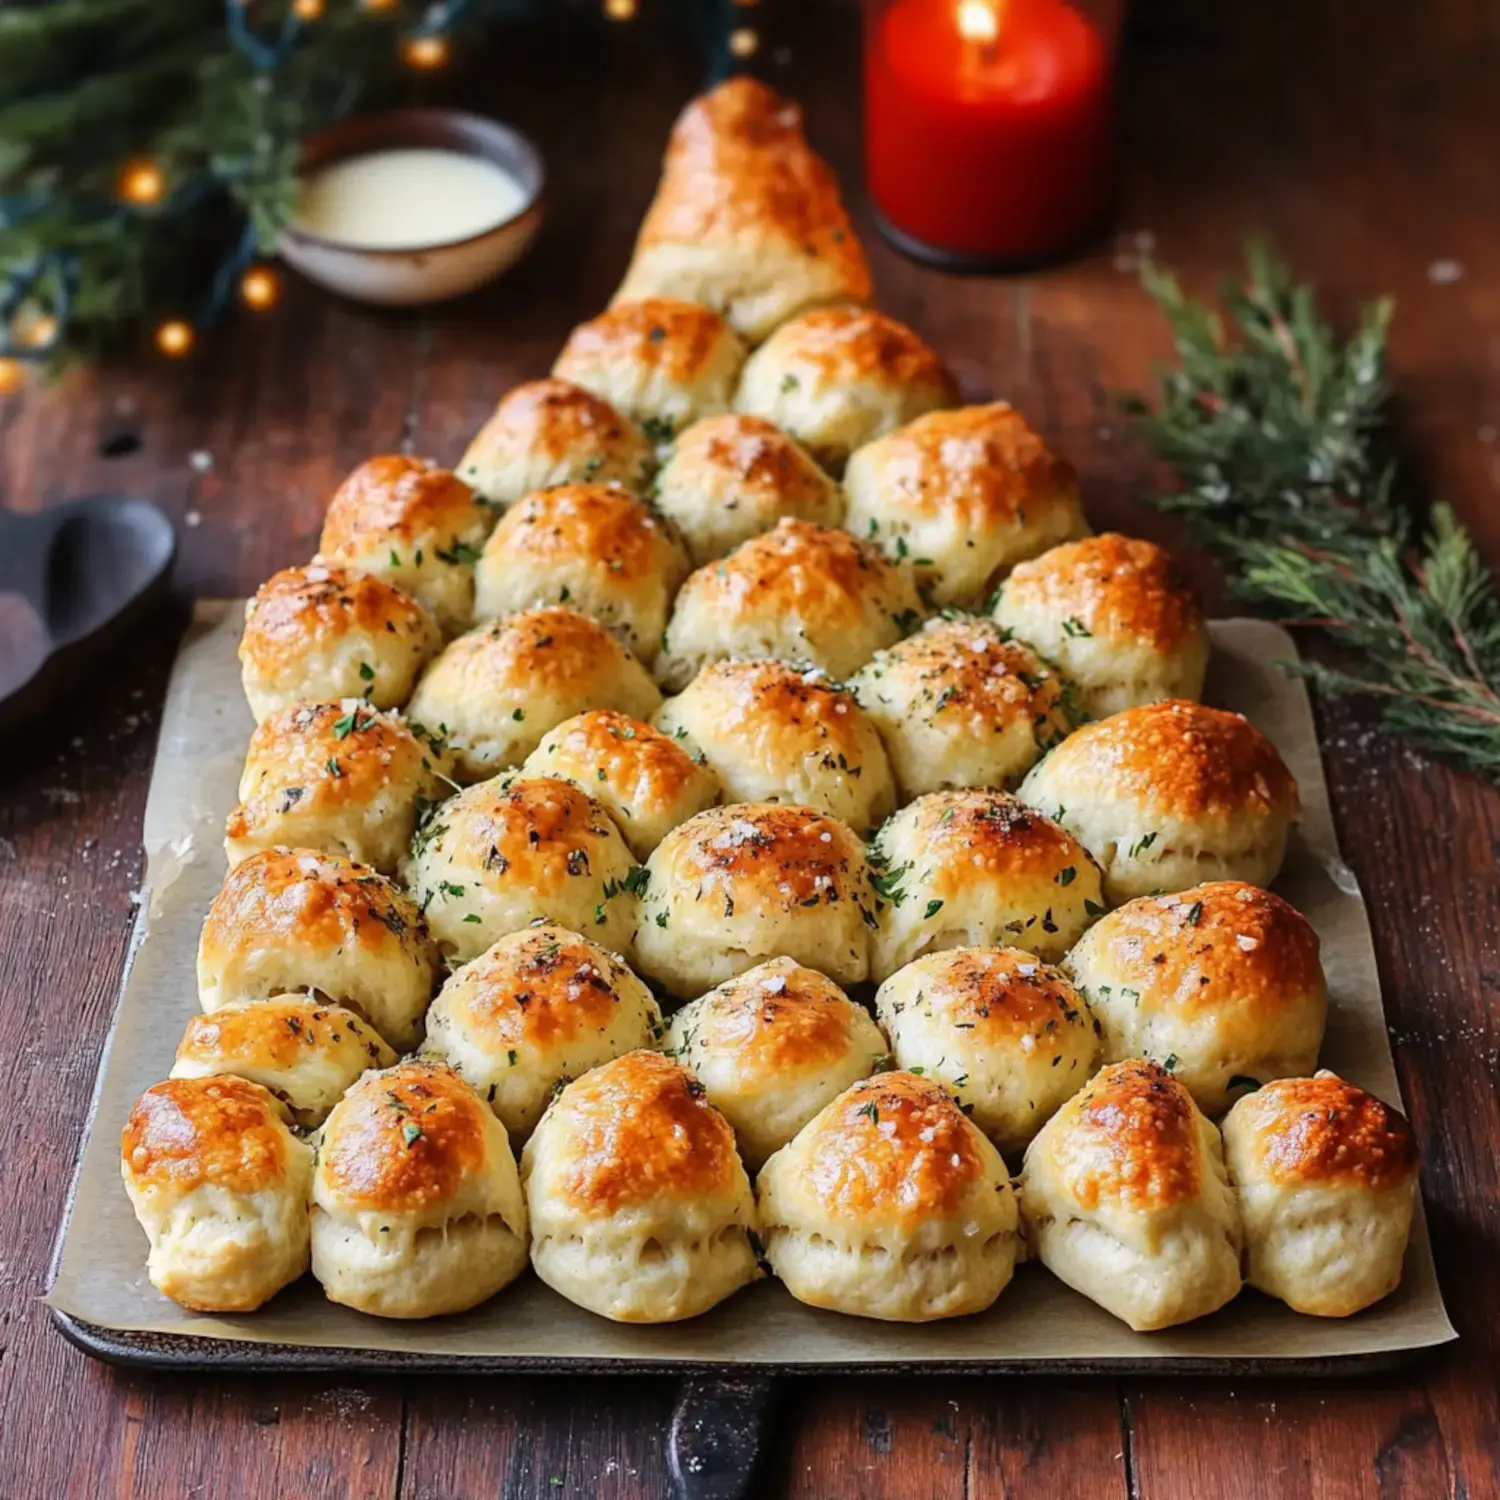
(48, 603, 1455, 1367)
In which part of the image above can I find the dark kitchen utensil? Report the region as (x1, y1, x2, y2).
(0, 495, 176, 741)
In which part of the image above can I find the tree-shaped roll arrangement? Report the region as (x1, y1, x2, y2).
(120, 77, 1418, 1335)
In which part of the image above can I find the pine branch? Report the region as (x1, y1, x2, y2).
(1124, 241, 1500, 781)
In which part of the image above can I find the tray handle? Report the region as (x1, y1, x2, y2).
(667, 1373, 777, 1500)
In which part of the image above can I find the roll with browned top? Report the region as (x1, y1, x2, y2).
(848, 616, 1072, 800)
(631, 802, 876, 998)
(521, 1050, 761, 1322)
(844, 403, 1089, 607)
(994, 533, 1210, 717)
(317, 455, 493, 634)
(656, 518, 924, 691)
(224, 702, 451, 876)
(666, 957, 890, 1170)
(756, 1071, 1020, 1321)
(405, 775, 642, 963)
(868, 789, 1106, 978)
(612, 77, 872, 344)
(423, 921, 664, 1143)
(1018, 700, 1301, 903)
(310, 1061, 529, 1319)
(197, 847, 438, 1050)
(239, 563, 441, 722)
(735, 306, 957, 472)
(519, 710, 721, 861)
(1221, 1071, 1417, 1317)
(473, 483, 689, 665)
(1019, 1059, 1243, 1330)
(172, 997, 396, 1127)
(457, 379, 654, 508)
(875, 947, 1100, 1158)
(1065, 882, 1327, 1116)
(652, 414, 842, 565)
(553, 298, 745, 442)
(654, 658, 895, 835)
(121, 1076, 313, 1313)
(405, 607, 662, 783)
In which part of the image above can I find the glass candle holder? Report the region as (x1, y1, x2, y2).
(864, 0, 1122, 270)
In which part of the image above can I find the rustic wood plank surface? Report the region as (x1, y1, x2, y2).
(3, 1, 1499, 1495)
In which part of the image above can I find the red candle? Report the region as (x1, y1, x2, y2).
(865, 0, 1116, 266)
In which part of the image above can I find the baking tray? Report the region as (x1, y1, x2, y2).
(48, 603, 1456, 1381)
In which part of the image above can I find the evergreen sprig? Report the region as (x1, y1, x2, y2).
(1124, 241, 1500, 780)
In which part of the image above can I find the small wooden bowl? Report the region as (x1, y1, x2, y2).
(278, 108, 546, 307)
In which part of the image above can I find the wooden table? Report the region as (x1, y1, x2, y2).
(5, 2, 1499, 1494)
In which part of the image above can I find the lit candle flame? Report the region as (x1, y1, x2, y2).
(956, 0, 1000, 43)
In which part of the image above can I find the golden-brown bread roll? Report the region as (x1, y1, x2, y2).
(405, 607, 662, 783)
(171, 998, 396, 1127)
(611, 77, 872, 345)
(552, 298, 745, 441)
(316, 455, 492, 633)
(1221, 1071, 1417, 1317)
(868, 789, 1105, 979)
(224, 702, 450, 877)
(1019, 1059, 1243, 1330)
(632, 802, 876, 999)
(519, 709, 721, 860)
(422, 921, 664, 1143)
(874, 948, 1099, 1158)
(994, 533, 1210, 716)
(756, 1071, 1020, 1321)
(472, 483, 689, 664)
(665, 957, 889, 1171)
(456, 379, 654, 507)
(654, 658, 896, 835)
(521, 1049, 761, 1322)
(239, 563, 441, 722)
(651, 414, 843, 565)
(844, 404, 1089, 607)
(1064, 882, 1326, 1116)
(656, 518, 925, 691)
(310, 1060, 529, 1318)
(1018, 701, 1301, 903)
(404, 776, 642, 963)
(734, 306, 956, 472)
(121, 1076, 313, 1312)
(848, 616, 1072, 800)
(196, 847, 438, 1051)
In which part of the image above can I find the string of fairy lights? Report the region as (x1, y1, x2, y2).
(0, 0, 762, 393)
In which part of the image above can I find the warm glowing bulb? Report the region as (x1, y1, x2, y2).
(728, 27, 759, 56)
(119, 161, 166, 207)
(603, 0, 636, 19)
(401, 33, 450, 68)
(956, 0, 999, 42)
(0, 359, 26, 396)
(21, 314, 59, 350)
(155, 320, 194, 357)
(239, 267, 281, 311)
(293, 0, 323, 18)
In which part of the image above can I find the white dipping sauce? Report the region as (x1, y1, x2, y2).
(294, 148, 527, 250)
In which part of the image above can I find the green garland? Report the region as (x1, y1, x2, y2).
(0, 0, 739, 368)
(1125, 242, 1500, 780)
